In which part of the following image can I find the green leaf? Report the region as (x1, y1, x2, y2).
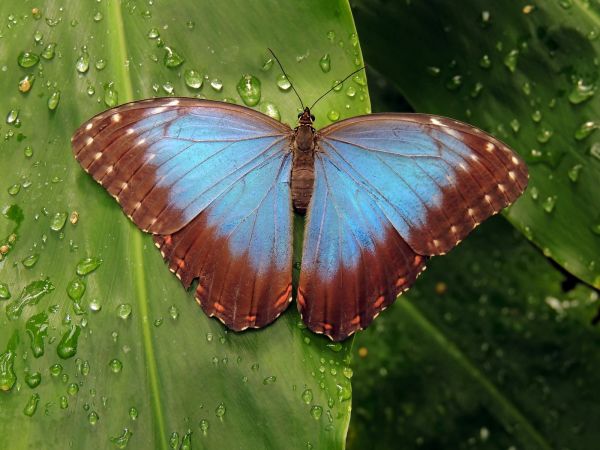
(353, 0, 600, 288)
(348, 216, 600, 450)
(0, 1, 368, 448)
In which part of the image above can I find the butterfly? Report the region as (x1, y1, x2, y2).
(71, 73, 527, 341)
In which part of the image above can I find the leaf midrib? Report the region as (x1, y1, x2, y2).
(107, 4, 168, 449)
(399, 300, 552, 450)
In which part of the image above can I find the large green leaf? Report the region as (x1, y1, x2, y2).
(0, 1, 369, 448)
(348, 216, 600, 450)
(352, 0, 600, 288)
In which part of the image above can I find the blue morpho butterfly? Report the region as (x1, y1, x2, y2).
(72, 54, 528, 341)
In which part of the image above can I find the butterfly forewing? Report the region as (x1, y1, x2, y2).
(72, 98, 295, 331)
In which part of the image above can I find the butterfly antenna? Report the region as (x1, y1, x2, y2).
(268, 48, 305, 110)
(309, 66, 366, 110)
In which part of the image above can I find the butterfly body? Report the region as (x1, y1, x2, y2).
(291, 107, 317, 214)
(72, 97, 528, 341)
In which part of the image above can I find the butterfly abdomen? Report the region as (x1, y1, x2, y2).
(291, 124, 316, 214)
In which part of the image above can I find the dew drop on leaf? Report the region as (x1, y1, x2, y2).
(23, 393, 40, 416)
(17, 51, 39, 68)
(184, 69, 203, 89)
(57, 325, 81, 359)
(236, 74, 261, 106)
(163, 46, 185, 68)
(319, 53, 331, 73)
(117, 303, 132, 320)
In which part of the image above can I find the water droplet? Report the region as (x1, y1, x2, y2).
(568, 164, 582, 182)
(117, 303, 132, 320)
(7, 184, 20, 196)
(23, 393, 40, 416)
(180, 430, 192, 450)
(67, 382, 79, 396)
(148, 28, 160, 39)
(326, 30, 336, 42)
(263, 375, 277, 385)
(346, 86, 357, 98)
(6, 278, 54, 320)
(260, 102, 281, 121)
(542, 196, 557, 213)
(568, 79, 596, 104)
(332, 80, 343, 92)
(236, 74, 261, 106)
(50, 363, 63, 377)
(590, 142, 600, 161)
(169, 432, 179, 449)
(536, 125, 553, 143)
(479, 54, 491, 69)
(48, 91, 61, 110)
(164, 47, 184, 68)
(18, 74, 35, 93)
(75, 257, 102, 276)
(0, 283, 10, 300)
(18, 51, 40, 68)
(210, 78, 223, 92)
(6, 109, 19, 125)
(531, 110, 542, 122)
(25, 371, 41, 388)
(310, 405, 322, 420)
(67, 278, 86, 302)
(215, 402, 226, 419)
(327, 110, 340, 122)
(76, 50, 90, 73)
(153, 318, 163, 327)
(41, 43, 56, 60)
(559, 0, 573, 8)
(302, 388, 313, 404)
(503, 49, 519, 72)
(261, 57, 273, 71)
(276, 74, 291, 91)
(184, 69, 203, 89)
(26, 312, 48, 358)
(200, 418, 209, 435)
(88, 411, 99, 425)
(319, 53, 331, 73)
(426, 66, 441, 77)
(50, 211, 68, 231)
(57, 325, 81, 359)
(574, 120, 600, 140)
(510, 119, 520, 133)
(445, 75, 463, 91)
(104, 83, 119, 107)
(470, 82, 484, 98)
(168, 305, 179, 320)
(93, 11, 104, 22)
(89, 298, 102, 312)
(109, 358, 123, 373)
(129, 406, 138, 420)
(0, 332, 18, 391)
(95, 58, 106, 71)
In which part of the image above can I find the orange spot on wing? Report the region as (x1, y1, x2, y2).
(395, 277, 406, 287)
(213, 302, 225, 313)
(374, 295, 385, 308)
(323, 323, 333, 331)
(350, 315, 361, 326)
(274, 284, 292, 308)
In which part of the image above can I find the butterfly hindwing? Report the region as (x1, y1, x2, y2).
(298, 114, 528, 340)
(72, 98, 295, 330)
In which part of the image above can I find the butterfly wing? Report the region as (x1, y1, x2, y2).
(298, 113, 528, 341)
(72, 98, 294, 330)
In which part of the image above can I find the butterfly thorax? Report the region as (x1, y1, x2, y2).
(291, 108, 316, 214)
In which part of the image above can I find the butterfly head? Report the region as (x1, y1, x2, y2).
(298, 107, 315, 125)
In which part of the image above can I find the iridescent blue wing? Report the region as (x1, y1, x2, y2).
(72, 98, 294, 330)
(299, 114, 528, 340)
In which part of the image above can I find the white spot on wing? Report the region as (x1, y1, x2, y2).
(509, 171, 516, 180)
(126, 128, 134, 135)
(167, 99, 180, 107)
(85, 137, 94, 146)
(85, 123, 93, 131)
(485, 142, 494, 152)
(152, 107, 167, 114)
(498, 184, 505, 192)
(112, 113, 122, 123)
(94, 152, 102, 160)
(511, 156, 519, 165)
(105, 165, 114, 175)
(430, 118, 443, 126)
